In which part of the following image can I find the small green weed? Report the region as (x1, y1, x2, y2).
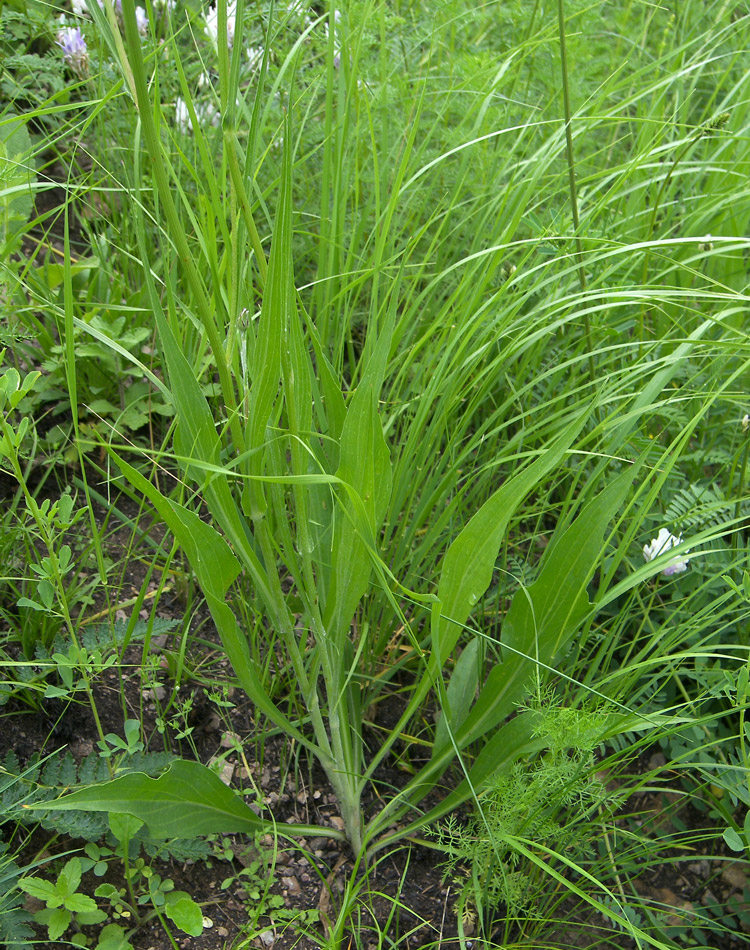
(433, 699, 620, 935)
(20, 855, 107, 943)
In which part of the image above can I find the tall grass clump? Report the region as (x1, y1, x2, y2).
(9, 0, 750, 943)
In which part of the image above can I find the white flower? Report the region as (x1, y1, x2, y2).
(174, 97, 220, 134)
(643, 528, 690, 577)
(71, 0, 89, 15)
(205, 3, 236, 49)
(743, 413, 750, 432)
(175, 97, 192, 133)
(56, 26, 89, 74)
(246, 45, 264, 71)
(199, 101, 221, 128)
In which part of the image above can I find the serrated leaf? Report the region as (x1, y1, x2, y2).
(96, 922, 134, 950)
(19, 876, 58, 903)
(46, 906, 71, 941)
(57, 857, 82, 898)
(65, 894, 100, 915)
(60, 753, 77, 786)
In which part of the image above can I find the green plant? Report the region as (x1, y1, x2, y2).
(19, 855, 107, 942)
(0, 361, 102, 647)
(0, 112, 35, 256)
(0, 615, 177, 709)
(28, 0, 740, 920)
(37, 0, 642, 860)
(0, 6, 65, 119)
(92, 813, 206, 938)
(0, 839, 35, 949)
(434, 699, 621, 937)
(6, 0, 750, 946)
(216, 836, 320, 933)
(2, 741, 213, 945)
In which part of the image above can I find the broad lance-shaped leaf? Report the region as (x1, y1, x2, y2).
(322, 285, 396, 640)
(428, 409, 589, 687)
(363, 410, 590, 839)
(28, 760, 346, 841)
(371, 463, 638, 839)
(323, 384, 392, 637)
(145, 256, 275, 614)
(433, 636, 480, 755)
(242, 115, 297, 521)
(277, 110, 317, 563)
(26, 761, 262, 837)
(447, 463, 638, 751)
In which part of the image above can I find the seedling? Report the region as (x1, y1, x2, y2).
(19, 856, 106, 942)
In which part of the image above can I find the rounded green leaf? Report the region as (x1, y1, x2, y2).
(723, 826, 745, 852)
(164, 894, 204, 936)
(76, 908, 108, 926)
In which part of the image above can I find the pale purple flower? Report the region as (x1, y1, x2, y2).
(135, 5, 148, 35)
(56, 26, 88, 74)
(321, 9, 342, 68)
(643, 528, 690, 577)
